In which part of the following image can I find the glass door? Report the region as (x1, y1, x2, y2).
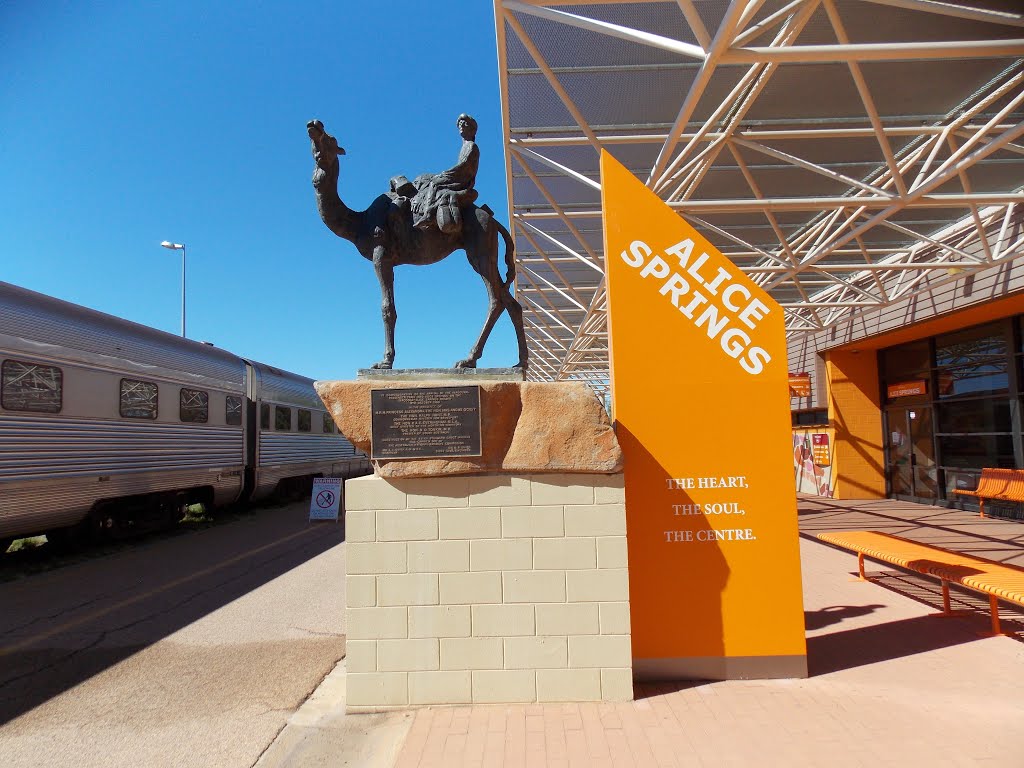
(886, 406, 938, 501)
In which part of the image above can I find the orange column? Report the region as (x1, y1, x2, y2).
(827, 350, 885, 499)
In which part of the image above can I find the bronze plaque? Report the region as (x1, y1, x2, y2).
(370, 386, 482, 459)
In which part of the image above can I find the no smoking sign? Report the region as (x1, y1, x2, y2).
(309, 477, 342, 521)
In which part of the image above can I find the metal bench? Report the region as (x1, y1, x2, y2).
(817, 530, 1024, 635)
(950, 467, 1024, 518)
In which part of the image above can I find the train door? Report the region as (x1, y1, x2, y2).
(241, 362, 259, 501)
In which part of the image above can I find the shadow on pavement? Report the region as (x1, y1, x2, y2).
(807, 613, 979, 675)
(0, 502, 344, 725)
(804, 603, 886, 631)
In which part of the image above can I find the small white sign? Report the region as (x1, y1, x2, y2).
(309, 477, 342, 522)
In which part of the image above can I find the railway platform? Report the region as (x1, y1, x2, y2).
(262, 496, 1024, 768)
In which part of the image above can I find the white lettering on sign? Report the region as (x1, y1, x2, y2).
(664, 528, 757, 543)
(666, 476, 748, 489)
(621, 238, 773, 374)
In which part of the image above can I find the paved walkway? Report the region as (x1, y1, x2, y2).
(384, 497, 1024, 767)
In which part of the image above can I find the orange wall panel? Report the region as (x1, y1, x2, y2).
(602, 151, 806, 679)
(827, 351, 885, 499)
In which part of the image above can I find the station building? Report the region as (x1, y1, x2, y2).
(493, 0, 1024, 510)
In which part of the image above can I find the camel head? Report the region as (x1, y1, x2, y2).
(307, 119, 345, 172)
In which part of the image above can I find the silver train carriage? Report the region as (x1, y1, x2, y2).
(0, 281, 369, 546)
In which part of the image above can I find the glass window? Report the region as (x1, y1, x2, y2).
(260, 403, 270, 430)
(938, 434, 1014, 469)
(180, 388, 209, 423)
(936, 323, 1006, 366)
(298, 409, 311, 432)
(1, 359, 63, 413)
(322, 413, 335, 433)
(882, 340, 930, 381)
(937, 398, 1011, 434)
(226, 395, 243, 426)
(275, 405, 291, 431)
(936, 362, 1008, 398)
(120, 378, 158, 419)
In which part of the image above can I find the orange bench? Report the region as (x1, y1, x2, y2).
(951, 467, 1024, 518)
(817, 530, 1024, 635)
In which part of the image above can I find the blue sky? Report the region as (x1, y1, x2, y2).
(0, 2, 517, 380)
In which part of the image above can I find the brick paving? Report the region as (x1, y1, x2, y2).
(391, 497, 1024, 767)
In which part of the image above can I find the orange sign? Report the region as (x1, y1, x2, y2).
(789, 372, 812, 398)
(887, 380, 927, 398)
(602, 151, 806, 680)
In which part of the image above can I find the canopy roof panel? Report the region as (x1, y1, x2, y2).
(495, 0, 1024, 396)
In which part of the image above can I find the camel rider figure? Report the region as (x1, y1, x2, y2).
(411, 114, 480, 234)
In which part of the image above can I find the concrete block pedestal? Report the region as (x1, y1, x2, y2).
(344, 472, 632, 711)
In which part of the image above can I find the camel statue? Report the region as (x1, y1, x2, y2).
(307, 119, 528, 371)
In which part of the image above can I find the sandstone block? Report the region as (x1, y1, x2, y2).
(503, 571, 566, 603)
(315, 381, 622, 478)
(441, 638, 503, 670)
(566, 568, 630, 602)
(438, 507, 501, 540)
(471, 539, 533, 571)
(377, 638, 439, 672)
(601, 668, 635, 702)
(346, 575, 376, 608)
(377, 573, 439, 606)
(504, 637, 568, 670)
(472, 604, 535, 637)
(376, 508, 437, 541)
(468, 475, 531, 506)
(472, 670, 536, 703)
(408, 540, 469, 573)
(533, 537, 596, 570)
(346, 476, 406, 511)
(409, 605, 471, 638)
(537, 669, 601, 702)
(409, 671, 472, 705)
(439, 571, 502, 604)
(347, 672, 408, 708)
(535, 603, 600, 636)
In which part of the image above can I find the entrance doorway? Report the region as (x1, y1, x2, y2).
(885, 406, 938, 502)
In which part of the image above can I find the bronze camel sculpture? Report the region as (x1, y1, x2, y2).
(307, 119, 528, 371)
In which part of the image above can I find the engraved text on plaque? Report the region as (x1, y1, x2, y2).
(370, 386, 482, 459)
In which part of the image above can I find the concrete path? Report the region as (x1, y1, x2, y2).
(379, 497, 1024, 767)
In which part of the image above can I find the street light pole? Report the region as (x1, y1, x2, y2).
(160, 241, 187, 337)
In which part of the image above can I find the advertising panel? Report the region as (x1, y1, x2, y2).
(602, 151, 807, 679)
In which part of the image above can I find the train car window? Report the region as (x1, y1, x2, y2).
(180, 388, 209, 423)
(1, 359, 63, 413)
(275, 405, 292, 431)
(322, 413, 335, 433)
(261, 403, 270, 430)
(298, 409, 311, 432)
(226, 395, 243, 426)
(119, 378, 158, 419)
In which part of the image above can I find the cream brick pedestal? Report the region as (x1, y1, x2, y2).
(344, 472, 632, 711)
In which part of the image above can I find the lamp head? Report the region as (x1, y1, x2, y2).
(160, 241, 185, 250)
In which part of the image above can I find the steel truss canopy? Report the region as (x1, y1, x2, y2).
(494, 0, 1024, 396)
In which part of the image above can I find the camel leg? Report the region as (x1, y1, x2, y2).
(456, 279, 503, 369)
(501, 287, 528, 370)
(372, 248, 396, 369)
(455, 240, 503, 369)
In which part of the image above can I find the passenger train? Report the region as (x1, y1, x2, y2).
(0, 281, 369, 550)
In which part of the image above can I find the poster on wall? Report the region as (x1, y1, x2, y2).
(602, 151, 807, 681)
(793, 432, 834, 497)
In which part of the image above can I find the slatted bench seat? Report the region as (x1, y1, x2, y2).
(817, 530, 1024, 635)
(951, 467, 1024, 518)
